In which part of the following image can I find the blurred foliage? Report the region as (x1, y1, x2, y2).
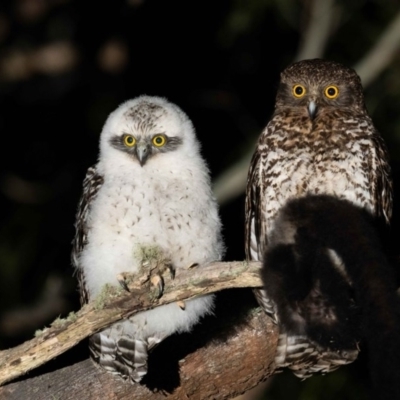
(0, 0, 400, 398)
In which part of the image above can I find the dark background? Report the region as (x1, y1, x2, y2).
(1, 1, 400, 399)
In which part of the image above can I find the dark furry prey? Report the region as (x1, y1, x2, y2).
(262, 195, 400, 400)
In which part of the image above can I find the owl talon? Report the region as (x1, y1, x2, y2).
(139, 257, 175, 298)
(167, 263, 175, 280)
(150, 274, 164, 298)
(176, 300, 186, 310)
(116, 273, 130, 292)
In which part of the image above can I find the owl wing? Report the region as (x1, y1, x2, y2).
(245, 147, 263, 261)
(71, 165, 104, 305)
(245, 141, 279, 319)
(71, 166, 158, 383)
(245, 138, 358, 377)
(370, 130, 393, 223)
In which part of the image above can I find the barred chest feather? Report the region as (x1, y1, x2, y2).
(260, 113, 374, 236)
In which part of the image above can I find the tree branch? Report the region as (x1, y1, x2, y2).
(0, 307, 278, 399)
(0, 261, 263, 387)
(213, 150, 254, 204)
(295, 0, 337, 61)
(354, 9, 400, 86)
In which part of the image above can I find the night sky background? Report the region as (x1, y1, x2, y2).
(1, 1, 400, 399)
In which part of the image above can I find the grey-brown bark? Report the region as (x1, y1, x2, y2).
(0, 308, 277, 400)
(0, 261, 281, 399)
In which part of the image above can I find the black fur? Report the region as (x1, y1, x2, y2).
(262, 195, 400, 400)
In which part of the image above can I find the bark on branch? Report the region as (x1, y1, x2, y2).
(0, 260, 271, 395)
(0, 307, 277, 399)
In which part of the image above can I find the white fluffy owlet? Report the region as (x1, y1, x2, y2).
(71, 96, 224, 383)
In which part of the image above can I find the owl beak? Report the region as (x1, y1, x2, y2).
(136, 142, 150, 166)
(308, 100, 317, 120)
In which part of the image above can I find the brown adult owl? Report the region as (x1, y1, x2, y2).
(245, 59, 393, 378)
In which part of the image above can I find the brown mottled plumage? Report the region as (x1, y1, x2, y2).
(245, 59, 393, 378)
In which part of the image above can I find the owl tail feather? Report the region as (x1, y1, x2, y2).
(89, 331, 149, 383)
(274, 332, 358, 379)
(262, 194, 400, 400)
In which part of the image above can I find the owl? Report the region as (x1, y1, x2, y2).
(245, 59, 393, 378)
(72, 96, 224, 383)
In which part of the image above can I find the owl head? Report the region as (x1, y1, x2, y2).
(275, 59, 366, 119)
(98, 96, 201, 169)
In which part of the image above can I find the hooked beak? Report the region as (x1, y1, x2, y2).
(136, 142, 151, 167)
(308, 100, 317, 120)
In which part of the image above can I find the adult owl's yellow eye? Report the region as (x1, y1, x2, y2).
(324, 85, 339, 99)
(292, 84, 306, 98)
(152, 135, 166, 147)
(124, 135, 136, 147)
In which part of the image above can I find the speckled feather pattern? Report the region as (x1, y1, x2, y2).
(72, 96, 224, 383)
(260, 108, 390, 239)
(245, 59, 393, 378)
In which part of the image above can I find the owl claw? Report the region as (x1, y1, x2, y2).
(176, 300, 186, 310)
(116, 272, 131, 292)
(145, 260, 175, 299)
(168, 263, 176, 280)
(150, 274, 164, 298)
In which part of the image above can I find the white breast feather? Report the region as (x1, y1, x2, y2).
(78, 96, 223, 343)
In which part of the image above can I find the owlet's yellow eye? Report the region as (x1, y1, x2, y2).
(124, 135, 136, 147)
(324, 85, 339, 99)
(292, 84, 306, 98)
(152, 135, 166, 147)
